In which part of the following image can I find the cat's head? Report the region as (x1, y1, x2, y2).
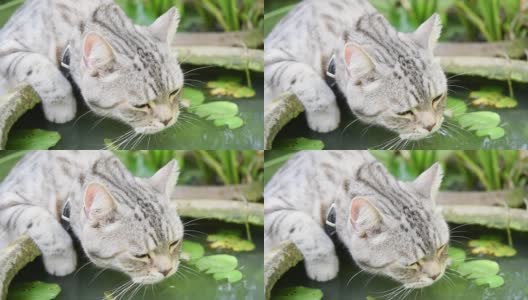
(336, 13, 447, 140)
(77, 7, 184, 134)
(80, 159, 183, 284)
(341, 162, 449, 288)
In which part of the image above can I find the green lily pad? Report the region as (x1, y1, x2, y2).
(182, 87, 205, 107)
(8, 281, 61, 300)
(457, 112, 501, 131)
(474, 275, 505, 288)
(212, 270, 243, 283)
(213, 116, 244, 129)
(207, 79, 256, 99)
(448, 247, 466, 267)
(182, 241, 205, 262)
(274, 286, 324, 300)
(207, 230, 255, 252)
(274, 137, 325, 150)
(189, 102, 239, 120)
(457, 260, 499, 279)
(446, 97, 468, 118)
(195, 254, 238, 274)
(470, 88, 518, 109)
(6, 129, 61, 150)
(475, 127, 505, 140)
(468, 236, 516, 257)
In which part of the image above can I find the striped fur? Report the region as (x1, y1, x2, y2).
(264, 151, 450, 288)
(0, 151, 183, 284)
(265, 0, 447, 140)
(0, 1, 183, 134)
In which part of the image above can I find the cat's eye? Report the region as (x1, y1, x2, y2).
(432, 94, 444, 105)
(397, 110, 414, 117)
(133, 103, 150, 109)
(169, 240, 181, 251)
(437, 244, 449, 255)
(134, 253, 151, 260)
(406, 262, 420, 269)
(169, 89, 181, 99)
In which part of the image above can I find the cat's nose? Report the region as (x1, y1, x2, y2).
(430, 273, 440, 280)
(160, 267, 172, 277)
(425, 122, 436, 132)
(162, 117, 173, 126)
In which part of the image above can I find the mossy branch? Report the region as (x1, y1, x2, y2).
(0, 236, 40, 300)
(173, 46, 264, 72)
(264, 94, 304, 150)
(264, 241, 303, 300)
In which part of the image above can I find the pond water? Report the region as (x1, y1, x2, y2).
(273, 77, 528, 150)
(9, 220, 264, 300)
(272, 225, 528, 300)
(9, 68, 264, 150)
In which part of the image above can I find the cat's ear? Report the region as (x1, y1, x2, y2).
(149, 159, 180, 197)
(82, 32, 115, 76)
(149, 7, 180, 45)
(413, 163, 443, 200)
(343, 43, 375, 77)
(413, 13, 442, 51)
(83, 182, 116, 224)
(349, 197, 383, 237)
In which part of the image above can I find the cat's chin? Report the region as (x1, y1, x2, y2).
(131, 275, 166, 285)
(403, 280, 436, 289)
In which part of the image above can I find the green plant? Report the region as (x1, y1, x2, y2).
(455, 0, 528, 41)
(192, 150, 263, 185)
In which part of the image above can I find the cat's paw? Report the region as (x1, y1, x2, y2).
(42, 95, 77, 124)
(305, 254, 339, 282)
(43, 248, 77, 276)
(306, 105, 340, 133)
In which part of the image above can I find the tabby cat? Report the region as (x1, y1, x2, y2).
(265, 0, 447, 140)
(0, 0, 183, 134)
(0, 151, 183, 284)
(264, 151, 450, 288)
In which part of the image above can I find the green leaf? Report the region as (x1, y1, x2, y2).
(181, 241, 205, 262)
(212, 270, 243, 283)
(470, 89, 518, 109)
(6, 129, 61, 150)
(456, 260, 500, 279)
(457, 112, 501, 131)
(214, 117, 244, 129)
(207, 79, 256, 99)
(474, 275, 505, 288)
(274, 286, 324, 300)
(182, 87, 205, 107)
(207, 230, 255, 252)
(468, 236, 517, 257)
(445, 97, 468, 118)
(448, 247, 466, 267)
(189, 102, 239, 120)
(475, 127, 505, 140)
(274, 137, 325, 150)
(8, 281, 61, 300)
(195, 254, 238, 274)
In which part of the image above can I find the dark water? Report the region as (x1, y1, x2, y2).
(9, 221, 264, 300)
(272, 225, 528, 300)
(9, 68, 264, 150)
(274, 77, 528, 150)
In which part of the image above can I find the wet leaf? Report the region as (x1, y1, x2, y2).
(189, 102, 239, 120)
(456, 260, 499, 279)
(6, 129, 61, 150)
(8, 281, 61, 300)
(182, 241, 205, 262)
(207, 79, 256, 99)
(274, 286, 323, 300)
(207, 230, 255, 252)
(474, 275, 505, 288)
(448, 247, 466, 267)
(457, 112, 501, 131)
(212, 270, 243, 283)
(274, 137, 325, 150)
(213, 117, 244, 129)
(182, 87, 205, 107)
(475, 127, 505, 140)
(445, 97, 468, 118)
(195, 254, 238, 274)
(468, 236, 517, 257)
(470, 88, 518, 109)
